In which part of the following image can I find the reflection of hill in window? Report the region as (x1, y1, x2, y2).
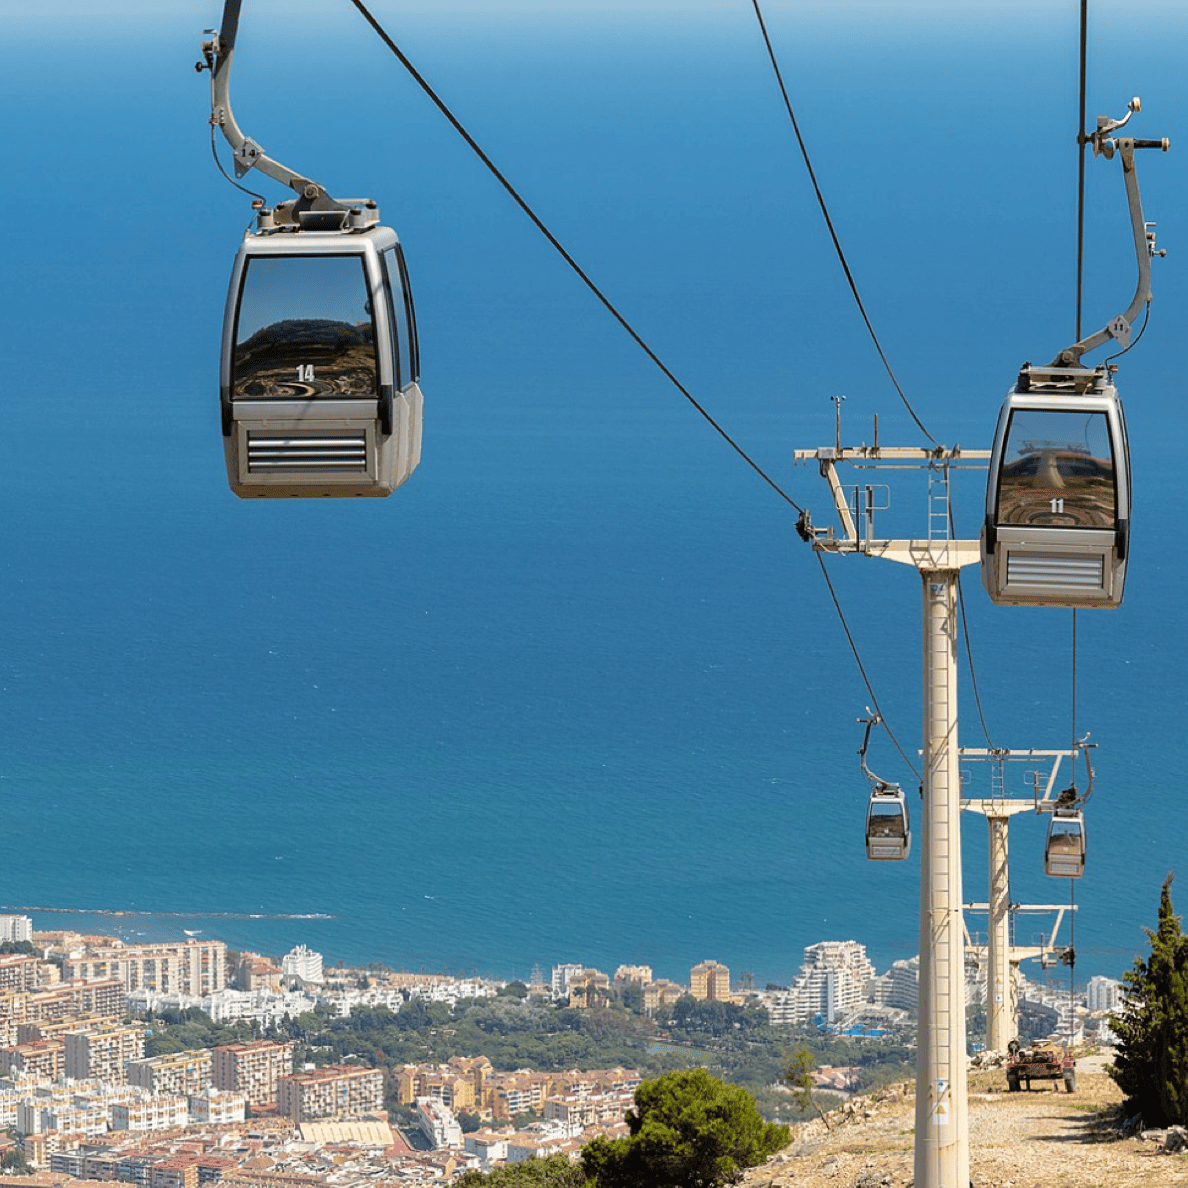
(998, 450, 1115, 528)
(234, 319, 377, 398)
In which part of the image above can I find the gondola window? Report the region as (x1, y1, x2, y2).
(232, 255, 378, 400)
(995, 409, 1116, 529)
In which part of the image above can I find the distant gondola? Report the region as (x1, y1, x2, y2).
(1044, 809, 1086, 878)
(865, 784, 911, 861)
(981, 364, 1129, 607)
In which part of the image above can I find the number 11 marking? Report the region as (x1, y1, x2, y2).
(1050, 497, 1065, 514)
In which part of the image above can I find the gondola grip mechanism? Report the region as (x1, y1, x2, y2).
(1052, 99, 1169, 368)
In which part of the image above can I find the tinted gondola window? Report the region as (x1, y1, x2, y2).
(996, 409, 1116, 528)
(232, 256, 377, 399)
(382, 246, 419, 390)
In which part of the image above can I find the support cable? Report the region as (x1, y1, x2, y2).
(345, 0, 803, 514)
(950, 496, 997, 746)
(1070, 611, 1078, 749)
(1076, 0, 1088, 341)
(344, 0, 931, 782)
(816, 553, 920, 781)
(748, 0, 938, 448)
(1066, 878, 1077, 1038)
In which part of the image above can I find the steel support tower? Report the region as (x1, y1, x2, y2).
(961, 747, 1080, 1050)
(794, 441, 989, 1188)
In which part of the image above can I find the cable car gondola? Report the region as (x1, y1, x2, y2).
(858, 713, 910, 861)
(200, 2, 422, 498)
(866, 785, 911, 861)
(981, 365, 1129, 607)
(221, 206, 422, 497)
(1044, 809, 1086, 879)
(980, 99, 1167, 606)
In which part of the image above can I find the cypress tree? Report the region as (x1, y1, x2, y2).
(1110, 874, 1188, 1125)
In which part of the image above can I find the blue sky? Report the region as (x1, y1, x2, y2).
(2, 0, 1185, 983)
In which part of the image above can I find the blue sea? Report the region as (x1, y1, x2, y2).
(2, 1, 1185, 991)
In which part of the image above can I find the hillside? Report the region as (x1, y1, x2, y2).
(740, 1055, 1188, 1188)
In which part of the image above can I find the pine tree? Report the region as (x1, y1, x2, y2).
(581, 1068, 789, 1188)
(1110, 874, 1188, 1125)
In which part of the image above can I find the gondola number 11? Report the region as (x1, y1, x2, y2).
(1050, 498, 1065, 513)
(296, 364, 315, 382)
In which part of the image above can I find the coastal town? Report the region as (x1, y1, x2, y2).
(0, 915, 1123, 1185)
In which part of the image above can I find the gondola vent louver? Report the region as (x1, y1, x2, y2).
(247, 434, 368, 473)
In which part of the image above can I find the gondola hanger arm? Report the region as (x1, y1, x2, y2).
(857, 711, 897, 793)
(1052, 98, 1169, 367)
(199, 0, 346, 213)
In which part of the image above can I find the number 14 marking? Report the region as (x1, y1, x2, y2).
(296, 364, 315, 383)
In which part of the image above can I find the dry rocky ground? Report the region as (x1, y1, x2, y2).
(740, 1053, 1188, 1188)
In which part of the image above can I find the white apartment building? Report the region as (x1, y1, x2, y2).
(187, 1088, 247, 1125)
(111, 1095, 189, 1132)
(282, 945, 324, 985)
(416, 1096, 463, 1148)
(1087, 976, 1123, 1014)
(201, 987, 317, 1024)
(787, 941, 876, 1026)
(885, 957, 920, 1014)
(551, 964, 585, 998)
(0, 915, 33, 943)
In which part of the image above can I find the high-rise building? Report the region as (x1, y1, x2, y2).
(63, 1025, 145, 1083)
(0, 916, 33, 944)
(1086, 976, 1123, 1015)
(787, 941, 876, 1025)
(690, 960, 735, 1002)
(281, 945, 324, 985)
(885, 956, 920, 1014)
(277, 1065, 384, 1121)
(127, 1049, 212, 1098)
(550, 964, 585, 998)
(211, 1039, 294, 1106)
(64, 940, 226, 997)
(0, 955, 57, 994)
(613, 965, 653, 987)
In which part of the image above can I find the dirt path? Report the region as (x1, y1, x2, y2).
(742, 1066, 1188, 1188)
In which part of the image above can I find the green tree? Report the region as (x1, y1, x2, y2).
(782, 1048, 831, 1130)
(454, 1154, 587, 1187)
(2, 1146, 32, 1173)
(581, 1068, 788, 1188)
(1110, 874, 1188, 1125)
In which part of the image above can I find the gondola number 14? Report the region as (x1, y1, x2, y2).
(296, 364, 315, 382)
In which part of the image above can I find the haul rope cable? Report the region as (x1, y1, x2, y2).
(340, 0, 926, 782)
(344, 0, 802, 516)
(753, 0, 991, 765)
(749, 0, 938, 449)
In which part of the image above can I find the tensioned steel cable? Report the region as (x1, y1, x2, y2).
(1070, 1, 1089, 756)
(1070, 611, 1078, 750)
(1075, 0, 1088, 342)
(949, 501, 995, 749)
(345, 0, 932, 780)
(816, 553, 921, 781)
(749, 0, 938, 448)
(345, 0, 803, 515)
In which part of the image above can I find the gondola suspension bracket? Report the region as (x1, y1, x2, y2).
(1054, 97, 1169, 369)
(200, 0, 423, 498)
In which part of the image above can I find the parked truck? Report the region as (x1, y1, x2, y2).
(1005, 1039, 1076, 1092)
